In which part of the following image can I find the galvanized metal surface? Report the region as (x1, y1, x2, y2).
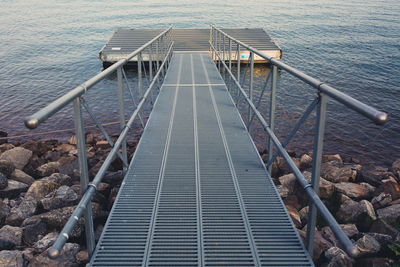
(90, 53, 313, 266)
(99, 28, 282, 63)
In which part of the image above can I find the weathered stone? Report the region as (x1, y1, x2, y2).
(68, 135, 77, 145)
(97, 182, 111, 197)
(355, 234, 381, 256)
(21, 141, 50, 157)
(376, 180, 400, 200)
(95, 224, 104, 242)
(41, 172, 73, 186)
(23, 248, 36, 264)
(86, 133, 95, 144)
(334, 182, 374, 199)
(41, 185, 79, 210)
(321, 224, 359, 246)
(103, 170, 124, 186)
(322, 154, 343, 165)
(25, 180, 59, 201)
(44, 150, 61, 162)
(0, 159, 15, 177)
(36, 161, 60, 177)
(279, 173, 296, 194)
(341, 224, 360, 238)
(376, 204, 400, 225)
(0, 143, 14, 154)
(366, 232, 393, 249)
(0, 180, 29, 198)
(22, 154, 45, 178)
(33, 231, 58, 252)
(371, 192, 392, 209)
(56, 143, 76, 154)
(0, 147, 32, 170)
(284, 195, 302, 210)
(300, 154, 312, 170)
(392, 158, 400, 178)
(324, 165, 361, 183)
(362, 166, 395, 187)
(109, 186, 120, 209)
(0, 172, 7, 189)
(370, 219, 400, 239)
(22, 216, 47, 246)
(0, 131, 7, 145)
(337, 199, 376, 231)
(75, 250, 89, 265)
(0, 201, 10, 224)
(276, 185, 289, 198)
(355, 258, 393, 267)
(58, 156, 79, 180)
(5, 198, 38, 226)
(278, 157, 300, 175)
(9, 169, 35, 185)
(299, 206, 309, 220)
(96, 140, 110, 149)
(337, 192, 351, 204)
(29, 242, 80, 267)
(0, 250, 24, 267)
(302, 171, 335, 199)
(0, 225, 22, 249)
(298, 229, 331, 261)
(286, 205, 301, 228)
(325, 247, 353, 267)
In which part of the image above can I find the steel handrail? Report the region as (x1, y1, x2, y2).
(46, 41, 174, 259)
(24, 26, 173, 129)
(210, 41, 359, 257)
(210, 25, 387, 125)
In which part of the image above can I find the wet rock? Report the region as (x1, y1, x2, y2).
(21, 140, 50, 157)
(376, 204, 400, 224)
(300, 154, 312, 170)
(322, 154, 343, 165)
(0, 159, 15, 177)
(371, 192, 392, 209)
(103, 170, 124, 186)
(75, 250, 89, 265)
(0, 147, 32, 170)
(0, 225, 22, 249)
(29, 242, 80, 267)
(334, 182, 375, 199)
(392, 158, 400, 178)
(325, 247, 353, 267)
(41, 185, 79, 210)
(10, 168, 35, 185)
(337, 199, 376, 231)
(324, 165, 361, 183)
(5, 198, 38, 226)
(376, 180, 400, 200)
(36, 161, 60, 177)
(41, 172, 73, 186)
(0, 172, 7, 190)
(33, 231, 58, 253)
(355, 258, 393, 267)
(279, 173, 296, 194)
(96, 140, 110, 149)
(0, 180, 29, 198)
(355, 234, 381, 256)
(286, 205, 301, 228)
(21, 216, 47, 246)
(276, 185, 289, 198)
(0, 250, 24, 267)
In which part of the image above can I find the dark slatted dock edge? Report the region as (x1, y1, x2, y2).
(89, 53, 313, 267)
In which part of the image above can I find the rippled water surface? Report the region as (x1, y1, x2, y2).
(1, 0, 399, 167)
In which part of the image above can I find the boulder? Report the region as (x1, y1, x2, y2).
(0, 131, 7, 145)
(322, 154, 343, 165)
(86, 133, 95, 144)
(355, 234, 381, 256)
(337, 199, 376, 231)
(376, 180, 400, 200)
(56, 144, 76, 154)
(0, 172, 7, 190)
(0, 159, 15, 177)
(44, 150, 61, 162)
(371, 192, 392, 209)
(278, 157, 300, 175)
(0, 147, 32, 170)
(41, 173, 73, 186)
(33, 231, 58, 253)
(22, 154, 45, 178)
(362, 166, 395, 187)
(303, 171, 335, 199)
(40, 185, 79, 210)
(0, 201, 10, 224)
(21, 141, 50, 157)
(0, 180, 29, 198)
(324, 165, 361, 183)
(21, 216, 47, 246)
(276, 185, 289, 198)
(0, 225, 22, 249)
(321, 224, 359, 246)
(29, 242, 80, 267)
(300, 154, 312, 170)
(26, 180, 60, 200)
(96, 140, 110, 149)
(0, 143, 14, 153)
(279, 173, 296, 194)
(97, 182, 111, 197)
(285, 205, 302, 228)
(58, 156, 79, 180)
(75, 250, 89, 265)
(36, 161, 60, 177)
(370, 219, 400, 239)
(10, 169, 35, 185)
(0, 250, 24, 267)
(299, 206, 309, 221)
(68, 135, 77, 145)
(376, 204, 400, 225)
(5, 198, 38, 226)
(298, 229, 331, 261)
(325, 247, 353, 267)
(392, 158, 400, 178)
(355, 258, 393, 267)
(334, 182, 375, 199)
(102, 170, 124, 186)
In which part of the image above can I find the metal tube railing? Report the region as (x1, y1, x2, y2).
(210, 26, 387, 257)
(24, 26, 172, 129)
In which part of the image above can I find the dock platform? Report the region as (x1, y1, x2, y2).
(89, 52, 312, 267)
(99, 28, 282, 64)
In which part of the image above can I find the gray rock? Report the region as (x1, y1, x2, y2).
(355, 258, 394, 267)
(29, 242, 80, 267)
(303, 171, 335, 199)
(324, 165, 361, 183)
(58, 156, 79, 180)
(41, 172, 72, 186)
(0, 172, 7, 190)
(10, 169, 35, 185)
(0, 201, 10, 224)
(0, 159, 15, 177)
(5, 198, 38, 226)
(33, 231, 58, 252)
(370, 219, 400, 239)
(0, 180, 29, 198)
(103, 170, 124, 186)
(355, 234, 381, 256)
(21, 140, 50, 156)
(25, 180, 60, 200)
(337, 199, 376, 231)
(392, 158, 400, 178)
(0, 143, 14, 154)
(376, 203, 400, 224)
(36, 161, 60, 177)
(276, 185, 289, 198)
(279, 173, 296, 194)
(41, 185, 78, 210)
(0, 250, 24, 267)
(55, 144, 76, 154)
(322, 154, 343, 165)
(0, 225, 22, 249)
(300, 154, 312, 170)
(334, 182, 375, 199)
(376, 180, 400, 200)
(371, 192, 392, 209)
(366, 232, 393, 248)
(44, 150, 61, 162)
(22, 216, 47, 246)
(0, 147, 32, 170)
(75, 250, 89, 265)
(321, 224, 359, 246)
(325, 247, 353, 267)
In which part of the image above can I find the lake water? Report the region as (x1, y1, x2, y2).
(1, 0, 399, 168)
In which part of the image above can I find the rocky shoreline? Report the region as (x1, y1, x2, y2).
(0, 133, 399, 266)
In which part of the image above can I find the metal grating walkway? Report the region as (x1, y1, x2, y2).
(89, 53, 313, 267)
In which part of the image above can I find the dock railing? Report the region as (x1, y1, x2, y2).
(209, 24, 388, 258)
(24, 26, 174, 258)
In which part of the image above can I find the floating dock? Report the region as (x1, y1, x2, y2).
(99, 28, 282, 64)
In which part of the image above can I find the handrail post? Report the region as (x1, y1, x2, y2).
(223, 34, 226, 79)
(218, 32, 221, 71)
(237, 44, 241, 100)
(149, 45, 154, 103)
(138, 52, 143, 99)
(267, 65, 278, 174)
(117, 67, 128, 171)
(72, 97, 95, 257)
(156, 40, 160, 90)
(248, 52, 254, 129)
(306, 92, 328, 257)
(228, 38, 232, 91)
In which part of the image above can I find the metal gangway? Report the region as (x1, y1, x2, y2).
(25, 25, 387, 266)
